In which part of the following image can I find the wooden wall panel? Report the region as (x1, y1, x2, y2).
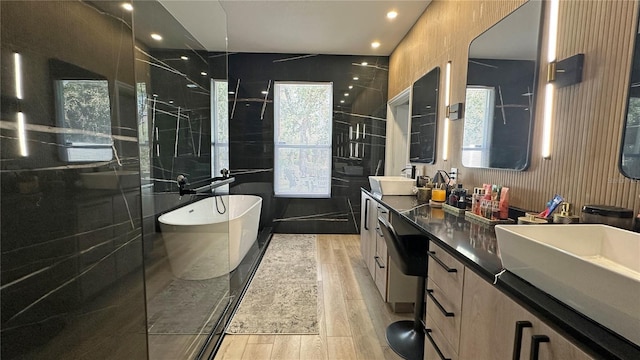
(389, 0, 640, 217)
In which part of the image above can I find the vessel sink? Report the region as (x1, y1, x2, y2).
(495, 224, 640, 346)
(368, 176, 415, 196)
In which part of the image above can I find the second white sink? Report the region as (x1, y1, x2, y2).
(495, 224, 640, 346)
(368, 176, 415, 196)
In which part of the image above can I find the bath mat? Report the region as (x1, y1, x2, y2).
(147, 277, 229, 335)
(226, 234, 319, 334)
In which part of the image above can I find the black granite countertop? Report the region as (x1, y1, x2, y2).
(363, 189, 640, 360)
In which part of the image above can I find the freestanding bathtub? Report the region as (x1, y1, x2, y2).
(158, 195, 262, 280)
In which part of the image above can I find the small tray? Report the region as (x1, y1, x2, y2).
(442, 203, 466, 216)
(465, 211, 515, 226)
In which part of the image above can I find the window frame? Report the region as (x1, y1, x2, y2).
(273, 81, 333, 198)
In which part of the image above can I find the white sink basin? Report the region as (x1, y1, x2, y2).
(368, 176, 415, 196)
(495, 224, 640, 346)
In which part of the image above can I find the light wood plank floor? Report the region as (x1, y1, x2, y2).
(214, 234, 410, 360)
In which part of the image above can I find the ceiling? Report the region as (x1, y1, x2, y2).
(159, 0, 432, 56)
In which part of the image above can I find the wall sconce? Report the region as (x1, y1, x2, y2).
(542, 0, 559, 159)
(447, 102, 464, 121)
(548, 53, 585, 88)
(14, 52, 28, 157)
(442, 61, 452, 161)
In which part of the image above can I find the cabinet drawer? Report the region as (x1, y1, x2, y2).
(428, 242, 464, 309)
(425, 313, 458, 360)
(374, 254, 387, 299)
(426, 278, 461, 353)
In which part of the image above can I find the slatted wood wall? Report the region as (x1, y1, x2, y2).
(389, 0, 640, 216)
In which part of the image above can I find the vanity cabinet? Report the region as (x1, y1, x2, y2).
(458, 270, 594, 360)
(360, 192, 377, 275)
(423, 241, 465, 360)
(360, 191, 417, 308)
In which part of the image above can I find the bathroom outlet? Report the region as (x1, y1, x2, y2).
(450, 167, 458, 181)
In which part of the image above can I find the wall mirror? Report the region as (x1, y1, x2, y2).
(462, 0, 543, 170)
(50, 59, 113, 162)
(410, 66, 440, 163)
(621, 11, 640, 179)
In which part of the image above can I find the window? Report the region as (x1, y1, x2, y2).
(462, 86, 495, 168)
(212, 79, 229, 177)
(274, 82, 332, 198)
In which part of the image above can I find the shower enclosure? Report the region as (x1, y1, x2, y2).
(132, 1, 232, 359)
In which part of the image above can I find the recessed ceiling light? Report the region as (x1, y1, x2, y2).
(201, 71, 207, 76)
(371, 41, 380, 49)
(348, 85, 353, 89)
(121, 3, 133, 11)
(181, 56, 189, 60)
(228, 91, 235, 95)
(152, 93, 158, 97)
(169, 100, 174, 104)
(187, 84, 197, 88)
(387, 11, 398, 19)
(361, 62, 368, 66)
(344, 93, 349, 97)
(151, 33, 162, 41)
(261, 90, 268, 95)
(353, 76, 359, 81)
(340, 100, 345, 104)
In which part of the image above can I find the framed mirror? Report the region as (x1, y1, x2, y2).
(621, 11, 640, 179)
(462, 0, 543, 170)
(410, 67, 440, 163)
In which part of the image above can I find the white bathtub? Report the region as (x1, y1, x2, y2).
(158, 195, 262, 280)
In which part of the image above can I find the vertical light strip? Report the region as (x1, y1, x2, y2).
(442, 61, 452, 161)
(542, 0, 560, 159)
(14, 53, 23, 100)
(17, 112, 28, 157)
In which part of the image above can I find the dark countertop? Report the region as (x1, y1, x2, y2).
(363, 189, 640, 360)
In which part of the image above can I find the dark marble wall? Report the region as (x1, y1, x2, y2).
(0, 1, 147, 359)
(227, 53, 388, 234)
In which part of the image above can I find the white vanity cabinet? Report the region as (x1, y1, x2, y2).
(360, 191, 377, 276)
(360, 191, 418, 308)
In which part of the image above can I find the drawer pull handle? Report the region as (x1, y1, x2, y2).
(426, 289, 454, 317)
(530, 335, 550, 360)
(512, 321, 532, 360)
(424, 328, 451, 360)
(428, 251, 457, 273)
(364, 198, 370, 230)
(375, 227, 384, 237)
(374, 255, 385, 269)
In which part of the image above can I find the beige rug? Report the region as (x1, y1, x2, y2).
(226, 234, 319, 334)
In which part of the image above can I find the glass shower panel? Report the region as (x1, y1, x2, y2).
(132, 1, 229, 358)
(1, 1, 146, 359)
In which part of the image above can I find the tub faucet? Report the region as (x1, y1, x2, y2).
(176, 169, 233, 197)
(177, 175, 196, 196)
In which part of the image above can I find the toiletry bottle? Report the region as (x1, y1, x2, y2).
(457, 185, 467, 209)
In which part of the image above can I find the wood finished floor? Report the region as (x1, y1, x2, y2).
(214, 234, 410, 360)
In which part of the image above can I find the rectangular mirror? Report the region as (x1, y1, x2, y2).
(410, 66, 440, 163)
(621, 4, 640, 179)
(50, 59, 113, 162)
(462, 0, 543, 170)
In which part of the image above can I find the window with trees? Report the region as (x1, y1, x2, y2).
(274, 82, 332, 198)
